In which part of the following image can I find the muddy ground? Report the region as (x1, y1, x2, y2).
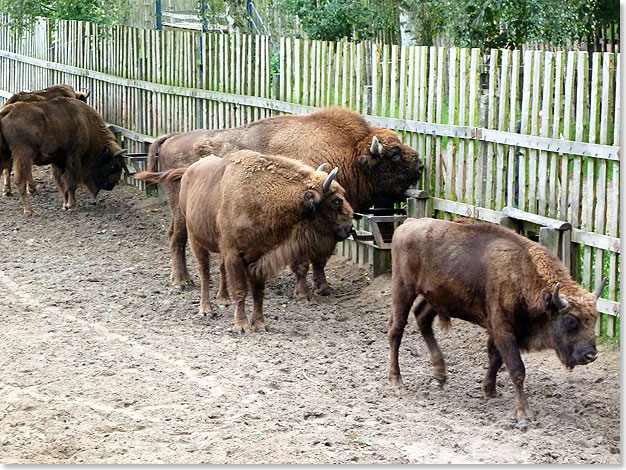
(0, 168, 620, 464)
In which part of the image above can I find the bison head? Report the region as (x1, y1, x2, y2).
(75, 88, 90, 102)
(85, 148, 127, 197)
(302, 167, 354, 241)
(547, 280, 605, 369)
(355, 128, 423, 210)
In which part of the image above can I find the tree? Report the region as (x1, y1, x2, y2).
(0, 0, 129, 35)
(400, 0, 619, 49)
(276, 0, 397, 42)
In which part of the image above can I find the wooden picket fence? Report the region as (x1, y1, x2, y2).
(0, 19, 620, 336)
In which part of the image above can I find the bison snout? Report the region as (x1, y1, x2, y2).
(336, 223, 354, 241)
(583, 350, 598, 363)
(576, 346, 598, 365)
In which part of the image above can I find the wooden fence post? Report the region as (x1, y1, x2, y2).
(363, 85, 372, 115)
(271, 72, 280, 101)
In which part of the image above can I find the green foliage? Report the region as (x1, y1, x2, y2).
(401, 0, 619, 49)
(276, 0, 395, 42)
(0, 0, 128, 35)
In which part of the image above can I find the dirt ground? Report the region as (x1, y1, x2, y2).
(0, 167, 620, 464)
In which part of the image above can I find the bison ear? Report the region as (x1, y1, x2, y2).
(357, 155, 375, 175)
(302, 190, 322, 211)
(541, 289, 559, 315)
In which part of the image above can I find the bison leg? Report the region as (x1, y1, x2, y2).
(249, 278, 267, 333)
(493, 332, 532, 424)
(26, 173, 38, 195)
(216, 254, 231, 306)
(64, 184, 78, 211)
(225, 252, 250, 334)
(13, 151, 35, 215)
(482, 336, 503, 399)
(312, 258, 331, 296)
(388, 279, 416, 389)
(2, 167, 11, 197)
(51, 166, 77, 211)
(413, 297, 447, 387)
(290, 261, 312, 300)
(166, 183, 193, 288)
(188, 236, 212, 317)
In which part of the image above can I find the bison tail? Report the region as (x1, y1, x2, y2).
(147, 132, 179, 172)
(135, 167, 188, 184)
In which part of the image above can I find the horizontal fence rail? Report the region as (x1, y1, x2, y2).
(0, 18, 620, 336)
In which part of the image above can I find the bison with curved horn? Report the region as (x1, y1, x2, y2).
(135, 151, 354, 333)
(0, 97, 127, 215)
(145, 107, 423, 298)
(1, 84, 91, 197)
(388, 217, 607, 427)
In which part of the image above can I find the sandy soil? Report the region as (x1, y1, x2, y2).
(0, 167, 620, 464)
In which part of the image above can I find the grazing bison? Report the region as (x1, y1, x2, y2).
(1, 84, 90, 197)
(136, 151, 354, 332)
(388, 217, 606, 426)
(0, 97, 127, 215)
(147, 107, 423, 298)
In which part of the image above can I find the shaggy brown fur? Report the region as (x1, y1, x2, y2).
(0, 97, 125, 215)
(389, 217, 602, 425)
(136, 150, 354, 333)
(146, 107, 423, 299)
(1, 84, 90, 197)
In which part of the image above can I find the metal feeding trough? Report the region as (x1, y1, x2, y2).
(122, 153, 151, 176)
(337, 205, 408, 276)
(351, 207, 407, 249)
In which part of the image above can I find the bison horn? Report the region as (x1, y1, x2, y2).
(593, 278, 607, 298)
(322, 167, 339, 193)
(113, 149, 128, 158)
(82, 88, 90, 99)
(370, 136, 383, 157)
(316, 163, 330, 172)
(552, 283, 571, 313)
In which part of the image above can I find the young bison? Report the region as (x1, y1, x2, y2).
(389, 217, 606, 426)
(136, 151, 354, 333)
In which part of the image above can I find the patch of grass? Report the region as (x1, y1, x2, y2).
(597, 334, 619, 351)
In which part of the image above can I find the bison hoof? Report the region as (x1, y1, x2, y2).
(516, 419, 530, 431)
(2, 190, 10, 197)
(255, 327, 267, 334)
(315, 284, 331, 296)
(27, 187, 38, 195)
(434, 375, 447, 388)
(294, 289, 312, 301)
(23, 209, 34, 216)
(217, 296, 231, 307)
(170, 275, 194, 287)
(482, 383, 497, 399)
(199, 307, 214, 317)
(389, 376, 405, 389)
(174, 284, 186, 292)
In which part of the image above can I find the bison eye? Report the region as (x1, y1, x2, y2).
(391, 153, 401, 162)
(332, 198, 342, 209)
(563, 314, 579, 331)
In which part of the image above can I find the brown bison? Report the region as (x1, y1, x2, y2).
(1, 84, 90, 197)
(147, 107, 423, 298)
(388, 217, 606, 426)
(136, 151, 354, 333)
(0, 97, 127, 215)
